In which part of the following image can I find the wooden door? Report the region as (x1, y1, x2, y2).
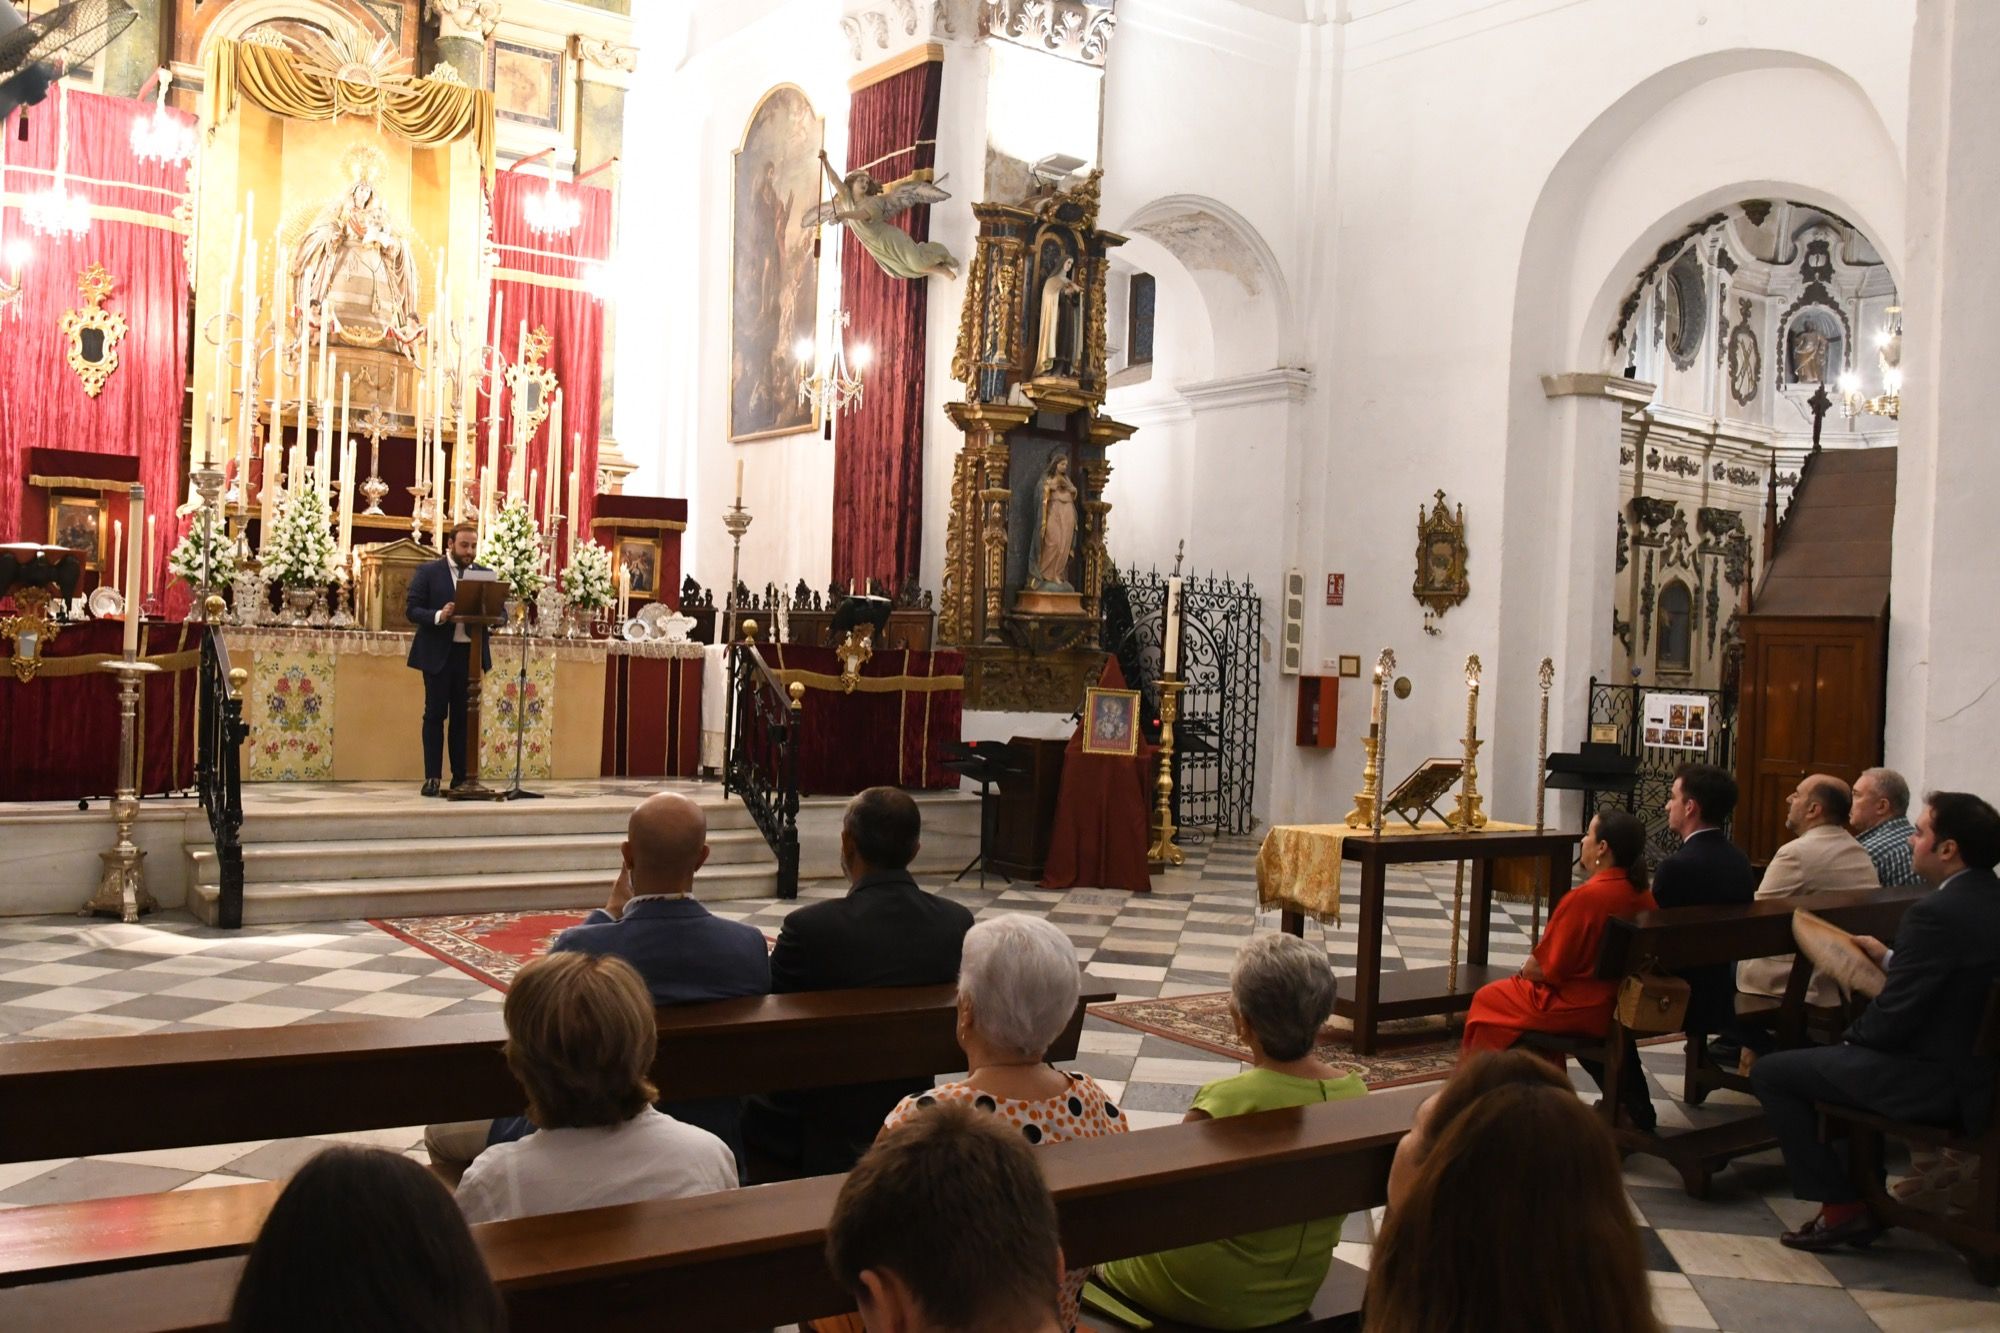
(1733, 616, 1885, 863)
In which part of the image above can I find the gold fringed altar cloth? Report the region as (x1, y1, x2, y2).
(1256, 819, 1537, 924)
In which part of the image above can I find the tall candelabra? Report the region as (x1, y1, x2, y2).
(722, 499, 754, 626)
(191, 460, 228, 615)
(1346, 648, 1396, 832)
(1533, 656, 1555, 938)
(1147, 675, 1188, 871)
(1446, 654, 1481, 993)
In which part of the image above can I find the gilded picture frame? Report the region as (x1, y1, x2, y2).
(505, 327, 559, 446)
(488, 38, 562, 129)
(61, 264, 126, 398)
(729, 84, 823, 442)
(617, 536, 660, 597)
(1413, 489, 1469, 619)
(48, 494, 104, 570)
(1081, 686, 1141, 757)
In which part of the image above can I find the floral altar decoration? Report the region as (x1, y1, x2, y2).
(480, 498, 546, 604)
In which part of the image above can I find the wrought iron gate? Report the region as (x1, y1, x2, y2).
(1108, 567, 1262, 837)
(1587, 678, 1736, 859)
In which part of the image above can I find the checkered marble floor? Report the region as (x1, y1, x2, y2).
(0, 837, 1991, 1329)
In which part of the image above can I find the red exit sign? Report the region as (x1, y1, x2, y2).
(1326, 573, 1345, 606)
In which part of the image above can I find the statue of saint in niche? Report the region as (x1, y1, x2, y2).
(1790, 328, 1829, 384)
(1029, 455, 1079, 591)
(1034, 257, 1084, 378)
(292, 147, 425, 358)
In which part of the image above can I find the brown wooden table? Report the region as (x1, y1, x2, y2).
(1278, 827, 1579, 1054)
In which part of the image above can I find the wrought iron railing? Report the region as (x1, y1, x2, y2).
(196, 629, 250, 929)
(724, 627, 801, 899)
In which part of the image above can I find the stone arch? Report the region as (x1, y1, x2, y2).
(1116, 194, 1298, 376)
(194, 0, 395, 64)
(1491, 47, 1907, 810)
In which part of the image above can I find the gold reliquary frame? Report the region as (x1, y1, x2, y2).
(505, 325, 559, 440)
(1413, 488, 1470, 619)
(61, 264, 127, 398)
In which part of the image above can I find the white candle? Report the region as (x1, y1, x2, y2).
(480, 464, 493, 537)
(433, 443, 446, 547)
(547, 392, 562, 525)
(528, 467, 538, 520)
(1371, 666, 1384, 726)
(293, 325, 309, 491)
(238, 236, 257, 488)
(265, 251, 287, 545)
(199, 392, 216, 466)
(735, 457, 744, 503)
(145, 515, 156, 597)
(338, 436, 356, 558)
(339, 373, 351, 482)
(1163, 576, 1183, 675)
(122, 487, 145, 654)
(569, 434, 582, 556)
(110, 519, 122, 594)
(619, 565, 630, 622)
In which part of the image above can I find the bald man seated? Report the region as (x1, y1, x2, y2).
(425, 792, 770, 1184)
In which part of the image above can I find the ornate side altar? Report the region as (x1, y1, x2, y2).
(0, 622, 200, 803)
(941, 172, 1132, 711)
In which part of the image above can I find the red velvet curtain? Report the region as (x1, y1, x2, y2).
(489, 171, 612, 570)
(831, 60, 942, 590)
(0, 90, 193, 598)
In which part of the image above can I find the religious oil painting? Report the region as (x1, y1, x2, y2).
(48, 496, 103, 570)
(730, 85, 822, 442)
(1082, 687, 1142, 758)
(618, 537, 659, 597)
(490, 40, 562, 128)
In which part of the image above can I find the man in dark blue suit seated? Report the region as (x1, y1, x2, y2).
(743, 786, 975, 1179)
(405, 523, 493, 797)
(424, 791, 771, 1183)
(1752, 790, 2000, 1251)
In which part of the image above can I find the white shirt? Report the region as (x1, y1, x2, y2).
(455, 1107, 738, 1225)
(437, 560, 471, 643)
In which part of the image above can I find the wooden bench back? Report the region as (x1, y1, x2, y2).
(0, 986, 1104, 1164)
(1596, 887, 1926, 978)
(0, 1084, 1430, 1333)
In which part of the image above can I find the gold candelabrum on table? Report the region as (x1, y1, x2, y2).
(1445, 654, 1482, 991)
(1532, 656, 1555, 938)
(1345, 647, 1396, 831)
(1147, 674, 1187, 872)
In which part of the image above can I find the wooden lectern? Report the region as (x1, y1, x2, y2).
(444, 575, 509, 801)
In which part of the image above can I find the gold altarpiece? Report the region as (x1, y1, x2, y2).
(942, 172, 1134, 711)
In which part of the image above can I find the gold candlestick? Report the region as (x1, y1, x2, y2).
(1344, 728, 1381, 828)
(1148, 675, 1187, 871)
(82, 657, 162, 922)
(1346, 649, 1396, 830)
(1532, 656, 1554, 938)
(1449, 654, 1486, 830)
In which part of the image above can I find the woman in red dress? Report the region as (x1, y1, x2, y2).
(1461, 809, 1657, 1053)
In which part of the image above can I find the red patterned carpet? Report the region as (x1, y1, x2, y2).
(1090, 992, 1462, 1090)
(372, 911, 592, 991)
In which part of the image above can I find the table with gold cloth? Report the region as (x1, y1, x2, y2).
(1255, 820, 1580, 1054)
(223, 628, 704, 784)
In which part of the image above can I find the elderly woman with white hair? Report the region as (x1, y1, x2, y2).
(1091, 932, 1367, 1330)
(881, 912, 1126, 1329)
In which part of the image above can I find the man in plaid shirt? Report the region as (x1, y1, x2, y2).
(1852, 767, 1919, 887)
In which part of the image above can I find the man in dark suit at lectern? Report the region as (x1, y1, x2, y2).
(406, 523, 492, 797)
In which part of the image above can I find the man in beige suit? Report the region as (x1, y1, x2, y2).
(1738, 774, 1882, 1006)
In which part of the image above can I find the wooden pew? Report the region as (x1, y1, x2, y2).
(1820, 979, 2000, 1285)
(0, 986, 1105, 1165)
(1527, 887, 1924, 1198)
(0, 1085, 1430, 1333)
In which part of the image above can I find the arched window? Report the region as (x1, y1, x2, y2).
(1656, 581, 1694, 673)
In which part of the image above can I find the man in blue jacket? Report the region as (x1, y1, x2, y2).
(405, 523, 493, 796)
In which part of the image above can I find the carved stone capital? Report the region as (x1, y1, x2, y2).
(427, 0, 502, 43)
(842, 0, 963, 67)
(980, 0, 1117, 66)
(575, 36, 638, 75)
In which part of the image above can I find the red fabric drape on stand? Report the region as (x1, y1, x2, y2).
(831, 61, 941, 589)
(0, 621, 200, 802)
(489, 172, 612, 570)
(0, 91, 193, 598)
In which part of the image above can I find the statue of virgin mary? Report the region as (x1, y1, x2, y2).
(292, 147, 425, 358)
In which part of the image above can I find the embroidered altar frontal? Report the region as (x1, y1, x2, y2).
(762, 644, 965, 794)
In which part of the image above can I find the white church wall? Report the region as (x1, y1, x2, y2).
(1314, 0, 1912, 827)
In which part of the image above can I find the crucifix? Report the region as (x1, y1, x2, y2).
(355, 394, 395, 516)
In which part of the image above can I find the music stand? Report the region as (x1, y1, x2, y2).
(943, 740, 1025, 889)
(444, 574, 508, 802)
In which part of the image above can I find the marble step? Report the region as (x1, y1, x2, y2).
(188, 860, 781, 927)
(185, 827, 773, 888)
(234, 794, 758, 846)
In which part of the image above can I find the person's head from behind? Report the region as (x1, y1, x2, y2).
(1667, 763, 1736, 837)
(957, 914, 1080, 1063)
(1582, 808, 1650, 890)
(1785, 773, 1853, 836)
(828, 1103, 1064, 1333)
(504, 952, 657, 1130)
(1913, 790, 2000, 884)
(1229, 933, 1336, 1065)
(624, 791, 709, 896)
(1850, 767, 1911, 836)
(1366, 1082, 1661, 1333)
(842, 785, 922, 879)
(229, 1146, 505, 1333)
(1386, 1049, 1569, 1212)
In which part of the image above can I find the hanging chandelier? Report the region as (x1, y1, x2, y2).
(524, 163, 580, 238)
(1838, 305, 1902, 421)
(796, 308, 869, 422)
(26, 81, 90, 240)
(130, 69, 195, 167)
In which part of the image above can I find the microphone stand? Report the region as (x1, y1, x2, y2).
(499, 609, 543, 801)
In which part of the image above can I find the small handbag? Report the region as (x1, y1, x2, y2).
(1615, 968, 1690, 1034)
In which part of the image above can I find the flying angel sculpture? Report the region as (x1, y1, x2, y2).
(802, 149, 960, 281)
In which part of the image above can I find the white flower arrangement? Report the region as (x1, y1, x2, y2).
(260, 484, 337, 590)
(166, 513, 238, 589)
(479, 498, 546, 600)
(559, 540, 616, 611)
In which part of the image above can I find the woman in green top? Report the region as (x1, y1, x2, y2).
(1094, 933, 1367, 1329)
